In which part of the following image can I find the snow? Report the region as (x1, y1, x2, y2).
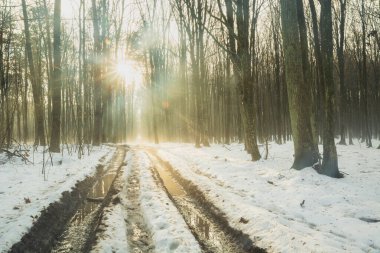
(91, 204, 129, 253)
(152, 140, 380, 253)
(2, 140, 379, 253)
(137, 150, 201, 253)
(0, 145, 114, 252)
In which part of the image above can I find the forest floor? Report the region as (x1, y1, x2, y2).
(142, 141, 380, 253)
(1, 140, 379, 253)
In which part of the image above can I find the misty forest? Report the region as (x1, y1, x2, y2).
(0, 0, 379, 252)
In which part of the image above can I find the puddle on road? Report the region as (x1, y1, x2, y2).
(52, 150, 125, 253)
(148, 153, 255, 253)
(70, 172, 116, 225)
(153, 158, 186, 197)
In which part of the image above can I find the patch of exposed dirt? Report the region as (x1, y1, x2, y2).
(9, 164, 104, 253)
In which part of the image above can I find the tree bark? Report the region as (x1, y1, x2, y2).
(309, 0, 325, 142)
(229, 0, 261, 161)
(21, 0, 46, 146)
(280, 0, 318, 169)
(296, 0, 318, 148)
(91, 0, 102, 146)
(360, 0, 372, 147)
(338, 0, 347, 145)
(50, 0, 62, 152)
(320, 0, 341, 177)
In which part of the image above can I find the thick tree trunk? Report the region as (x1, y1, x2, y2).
(296, 0, 318, 148)
(309, 0, 325, 143)
(50, 0, 62, 152)
(235, 0, 260, 161)
(280, 0, 318, 169)
(21, 0, 46, 146)
(320, 0, 341, 178)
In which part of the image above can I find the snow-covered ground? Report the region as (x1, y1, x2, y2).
(0, 145, 114, 252)
(153, 140, 380, 253)
(2, 140, 379, 253)
(91, 204, 129, 253)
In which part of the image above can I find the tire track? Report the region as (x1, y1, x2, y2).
(124, 152, 155, 253)
(51, 147, 126, 253)
(145, 148, 265, 253)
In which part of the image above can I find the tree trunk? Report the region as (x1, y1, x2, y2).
(234, 0, 261, 161)
(338, 0, 347, 145)
(42, 0, 54, 133)
(309, 0, 325, 143)
(280, 0, 318, 169)
(91, 0, 102, 146)
(50, 0, 62, 152)
(320, 0, 341, 178)
(360, 0, 372, 147)
(296, 0, 318, 148)
(23, 52, 28, 142)
(21, 0, 46, 146)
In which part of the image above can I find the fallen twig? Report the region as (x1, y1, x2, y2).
(222, 144, 231, 151)
(0, 148, 33, 164)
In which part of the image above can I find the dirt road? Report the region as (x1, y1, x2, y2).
(10, 146, 264, 253)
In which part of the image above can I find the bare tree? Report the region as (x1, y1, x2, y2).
(21, 0, 46, 146)
(320, 0, 341, 177)
(280, 0, 318, 170)
(91, 0, 103, 146)
(50, 0, 62, 152)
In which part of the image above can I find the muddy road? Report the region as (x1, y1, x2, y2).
(9, 146, 265, 253)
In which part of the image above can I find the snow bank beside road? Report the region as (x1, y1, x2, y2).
(155, 141, 380, 253)
(0, 145, 114, 252)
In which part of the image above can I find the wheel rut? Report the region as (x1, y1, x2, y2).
(51, 147, 127, 253)
(10, 146, 264, 253)
(9, 146, 127, 253)
(145, 148, 266, 253)
(124, 153, 155, 253)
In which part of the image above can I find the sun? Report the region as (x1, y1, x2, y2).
(116, 60, 143, 88)
(116, 63, 131, 78)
